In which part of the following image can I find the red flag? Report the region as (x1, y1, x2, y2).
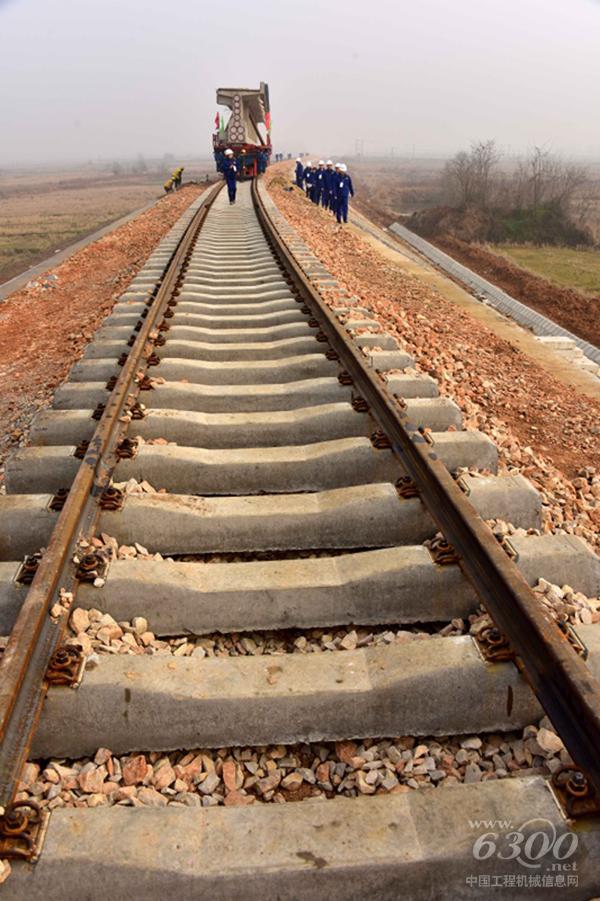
(214, 112, 220, 129)
(265, 112, 271, 132)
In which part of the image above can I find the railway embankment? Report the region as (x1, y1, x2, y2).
(266, 172, 600, 550)
(0, 185, 205, 476)
(1, 173, 599, 896)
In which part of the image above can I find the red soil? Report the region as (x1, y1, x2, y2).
(0, 185, 205, 473)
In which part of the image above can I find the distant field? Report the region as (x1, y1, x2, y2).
(348, 157, 446, 226)
(0, 161, 213, 284)
(0, 178, 158, 284)
(493, 244, 600, 296)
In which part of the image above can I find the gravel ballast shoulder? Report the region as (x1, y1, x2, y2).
(266, 172, 600, 551)
(0, 185, 206, 474)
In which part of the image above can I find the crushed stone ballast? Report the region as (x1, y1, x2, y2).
(1, 177, 600, 898)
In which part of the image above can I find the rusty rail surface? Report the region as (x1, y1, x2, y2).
(251, 177, 600, 800)
(0, 182, 224, 807)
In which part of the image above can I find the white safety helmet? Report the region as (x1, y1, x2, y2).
(296, 157, 302, 162)
(224, 149, 234, 156)
(339, 164, 347, 172)
(326, 159, 333, 165)
(306, 161, 312, 167)
(318, 159, 325, 165)
(334, 162, 341, 169)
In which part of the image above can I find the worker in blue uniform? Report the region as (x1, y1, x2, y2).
(336, 164, 354, 224)
(322, 160, 334, 209)
(329, 164, 341, 217)
(295, 157, 304, 188)
(314, 160, 326, 205)
(223, 149, 238, 204)
(303, 161, 314, 199)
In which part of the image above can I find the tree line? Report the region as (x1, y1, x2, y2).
(441, 141, 592, 245)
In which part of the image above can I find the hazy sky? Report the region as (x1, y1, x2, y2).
(1, 0, 599, 164)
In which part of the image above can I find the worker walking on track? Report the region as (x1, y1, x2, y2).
(336, 163, 354, 224)
(258, 150, 268, 174)
(314, 161, 326, 205)
(329, 163, 342, 218)
(295, 157, 304, 188)
(303, 161, 315, 199)
(322, 160, 334, 209)
(223, 149, 238, 204)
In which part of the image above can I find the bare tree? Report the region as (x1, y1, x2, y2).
(515, 147, 587, 213)
(572, 187, 598, 234)
(442, 151, 474, 207)
(470, 140, 500, 208)
(442, 140, 499, 208)
(439, 141, 592, 244)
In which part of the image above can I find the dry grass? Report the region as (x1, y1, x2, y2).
(0, 169, 161, 283)
(493, 243, 600, 296)
(348, 158, 445, 226)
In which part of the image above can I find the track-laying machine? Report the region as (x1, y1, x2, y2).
(213, 82, 272, 178)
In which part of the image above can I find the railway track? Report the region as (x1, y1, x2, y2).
(1, 177, 600, 898)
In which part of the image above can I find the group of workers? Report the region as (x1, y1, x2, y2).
(294, 159, 354, 224)
(163, 166, 184, 194)
(216, 151, 355, 218)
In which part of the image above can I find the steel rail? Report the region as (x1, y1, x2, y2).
(0, 181, 224, 807)
(251, 177, 600, 797)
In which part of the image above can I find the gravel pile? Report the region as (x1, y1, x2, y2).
(63, 583, 597, 666)
(66, 606, 460, 663)
(15, 719, 571, 812)
(531, 579, 600, 626)
(487, 518, 600, 625)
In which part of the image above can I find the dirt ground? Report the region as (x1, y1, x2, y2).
(0, 162, 213, 284)
(0, 184, 205, 475)
(344, 159, 600, 349)
(0, 167, 165, 284)
(267, 171, 600, 549)
(348, 157, 445, 228)
(433, 235, 600, 348)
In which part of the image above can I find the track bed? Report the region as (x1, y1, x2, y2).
(1, 181, 600, 898)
